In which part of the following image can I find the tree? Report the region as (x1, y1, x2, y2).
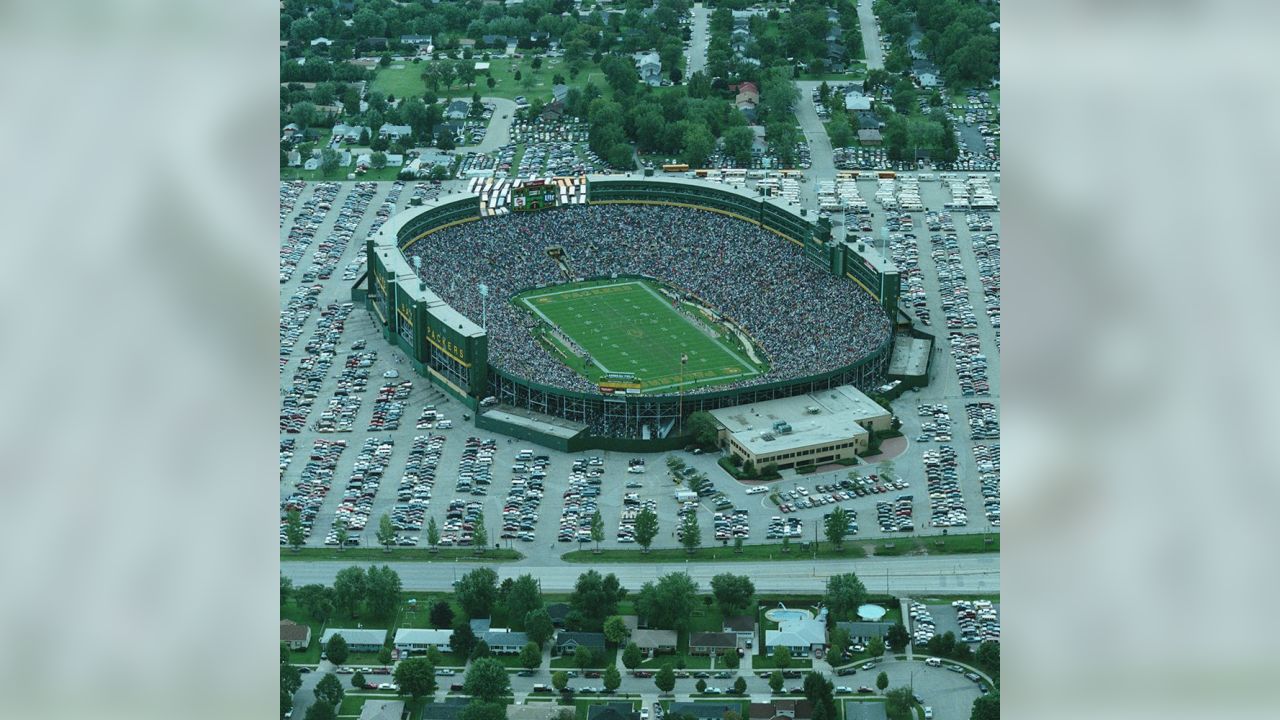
(520, 642, 542, 670)
(371, 151, 388, 170)
(427, 516, 441, 551)
(285, 510, 306, 552)
(351, 669, 369, 689)
(827, 111, 855, 148)
(569, 570, 626, 629)
(829, 627, 851, 658)
(868, 637, 885, 658)
(884, 687, 915, 720)
(305, 703, 337, 720)
(315, 673, 345, 708)
(875, 671, 889, 692)
(436, 129, 456, 151)
(431, 600, 455, 629)
(320, 146, 340, 175)
(603, 664, 621, 693)
(324, 633, 349, 667)
(680, 124, 715, 169)
(655, 663, 676, 693)
(296, 584, 334, 623)
(768, 670, 784, 694)
(473, 513, 488, 550)
(486, 75, 496, 90)
(720, 648, 739, 670)
(366, 565, 402, 621)
(824, 507, 850, 549)
(334, 520, 349, 551)
(450, 621, 478, 657)
(634, 507, 659, 553)
(622, 642, 643, 669)
(781, 535, 791, 554)
(710, 574, 755, 617)
(465, 658, 511, 702)
(333, 566, 366, 619)
(824, 573, 868, 620)
(695, 678, 707, 694)
(685, 411, 719, 449)
(970, 693, 999, 720)
(885, 623, 910, 653)
(679, 512, 701, 554)
(976, 640, 1000, 677)
(525, 608, 555, 647)
(471, 639, 492, 661)
(504, 575, 542, 630)
(395, 656, 438, 705)
(456, 567, 499, 618)
(281, 644, 302, 719)
(590, 510, 605, 552)
(772, 646, 792, 670)
(733, 536, 744, 555)
(379, 646, 393, 665)
(603, 615, 629, 645)
(573, 644, 593, 672)
(634, 572, 698, 632)
(720, 125, 754, 168)
(732, 676, 747, 695)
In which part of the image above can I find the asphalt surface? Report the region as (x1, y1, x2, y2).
(280, 555, 999, 594)
(856, 0, 885, 71)
(686, 3, 709, 77)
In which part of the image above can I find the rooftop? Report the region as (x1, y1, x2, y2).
(709, 386, 889, 456)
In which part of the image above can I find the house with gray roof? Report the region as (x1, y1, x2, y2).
(669, 703, 737, 720)
(589, 703, 640, 720)
(764, 607, 828, 658)
(482, 628, 530, 654)
(554, 631, 606, 655)
(394, 627, 453, 655)
(689, 632, 738, 655)
(320, 628, 388, 653)
(634, 50, 662, 87)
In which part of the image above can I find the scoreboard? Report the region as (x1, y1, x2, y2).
(511, 180, 558, 211)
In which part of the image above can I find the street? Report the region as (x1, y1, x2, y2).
(856, 0, 884, 71)
(686, 3, 709, 77)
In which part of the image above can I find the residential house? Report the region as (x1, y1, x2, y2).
(855, 111, 884, 130)
(553, 631, 606, 656)
(287, 150, 302, 167)
(481, 34, 511, 49)
(630, 629, 677, 656)
(552, 84, 570, 104)
(668, 703, 738, 720)
(523, 31, 551, 49)
(764, 608, 828, 658)
(688, 632, 738, 655)
(320, 628, 388, 653)
(457, 39, 477, 48)
(509, 704, 568, 720)
(734, 83, 759, 107)
(857, 129, 882, 146)
(749, 701, 814, 720)
(311, 37, 333, 47)
(400, 35, 434, 53)
(844, 92, 872, 112)
(379, 123, 413, 142)
(280, 620, 311, 650)
(634, 50, 662, 87)
(722, 615, 756, 646)
(481, 628, 530, 654)
(540, 101, 565, 122)
(546, 603, 571, 627)
(917, 72, 939, 88)
(446, 100, 470, 120)
(331, 123, 370, 143)
(393, 628, 453, 655)
(281, 122, 302, 142)
(359, 699, 406, 720)
(588, 703, 640, 720)
(834, 621, 894, 641)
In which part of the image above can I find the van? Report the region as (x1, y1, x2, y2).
(924, 657, 941, 667)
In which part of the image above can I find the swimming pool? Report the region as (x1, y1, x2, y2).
(765, 607, 814, 624)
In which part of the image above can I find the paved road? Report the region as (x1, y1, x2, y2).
(856, 0, 884, 71)
(792, 81, 838, 216)
(464, 97, 519, 154)
(281, 555, 999, 593)
(686, 3, 710, 77)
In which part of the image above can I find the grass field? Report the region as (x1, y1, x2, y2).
(515, 279, 766, 393)
(371, 56, 605, 103)
(280, 547, 522, 562)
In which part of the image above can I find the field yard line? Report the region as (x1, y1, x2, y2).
(519, 280, 639, 300)
(518, 294, 616, 375)
(631, 282, 758, 374)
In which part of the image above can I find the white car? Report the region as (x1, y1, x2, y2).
(383, 370, 399, 378)
(745, 486, 768, 495)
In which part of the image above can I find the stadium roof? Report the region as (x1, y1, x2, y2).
(710, 386, 889, 457)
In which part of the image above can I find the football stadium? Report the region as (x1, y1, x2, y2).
(354, 175, 903, 450)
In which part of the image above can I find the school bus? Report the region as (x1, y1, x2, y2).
(662, 163, 690, 173)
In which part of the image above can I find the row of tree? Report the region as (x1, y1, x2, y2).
(872, 0, 999, 87)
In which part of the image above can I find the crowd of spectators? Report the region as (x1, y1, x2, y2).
(401, 204, 891, 397)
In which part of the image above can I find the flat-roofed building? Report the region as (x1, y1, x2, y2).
(709, 386, 892, 470)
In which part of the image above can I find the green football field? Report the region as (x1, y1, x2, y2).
(515, 279, 764, 393)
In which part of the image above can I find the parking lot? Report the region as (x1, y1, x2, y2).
(278, 175, 999, 562)
(841, 658, 982, 720)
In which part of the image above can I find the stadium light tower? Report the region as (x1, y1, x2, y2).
(477, 283, 489, 329)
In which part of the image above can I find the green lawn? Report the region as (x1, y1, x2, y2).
(561, 543, 866, 563)
(871, 533, 999, 556)
(550, 646, 617, 669)
(574, 699, 640, 720)
(371, 56, 606, 103)
(281, 547, 522, 562)
(637, 652, 712, 670)
(514, 278, 765, 394)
